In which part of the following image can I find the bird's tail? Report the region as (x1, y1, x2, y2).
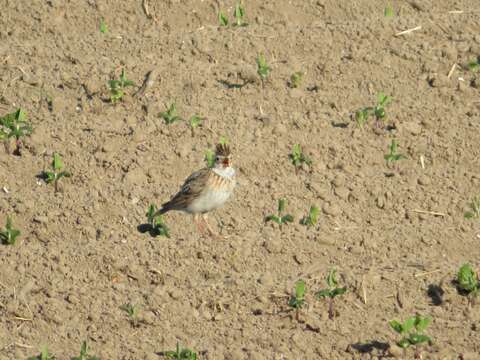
(153, 202, 171, 217)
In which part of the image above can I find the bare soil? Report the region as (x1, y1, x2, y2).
(1, 0, 480, 359)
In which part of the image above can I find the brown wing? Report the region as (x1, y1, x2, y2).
(160, 168, 211, 213)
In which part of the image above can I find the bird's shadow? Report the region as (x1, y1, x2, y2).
(350, 340, 390, 355)
(217, 79, 250, 89)
(137, 223, 158, 237)
(427, 283, 444, 305)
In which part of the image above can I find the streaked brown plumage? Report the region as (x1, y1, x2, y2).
(155, 144, 236, 236)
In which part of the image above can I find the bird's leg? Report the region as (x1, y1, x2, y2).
(193, 213, 206, 233)
(202, 213, 220, 238)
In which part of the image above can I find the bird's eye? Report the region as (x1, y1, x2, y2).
(215, 156, 220, 161)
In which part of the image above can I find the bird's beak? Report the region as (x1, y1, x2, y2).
(222, 158, 229, 166)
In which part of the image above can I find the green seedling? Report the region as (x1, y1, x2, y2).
(146, 204, 170, 237)
(374, 92, 392, 122)
(384, 5, 394, 17)
(43, 152, 71, 193)
(354, 107, 371, 128)
(384, 139, 405, 167)
(464, 196, 480, 219)
(388, 314, 431, 352)
(256, 53, 270, 80)
(315, 269, 347, 319)
(27, 346, 55, 360)
(354, 92, 392, 128)
(107, 68, 134, 103)
(218, 11, 228, 26)
(204, 137, 227, 167)
(163, 342, 197, 360)
(204, 148, 215, 167)
(265, 199, 294, 226)
(188, 114, 202, 135)
(159, 102, 181, 124)
(288, 279, 305, 321)
(456, 263, 479, 298)
(120, 303, 140, 326)
(233, 2, 245, 26)
(289, 71, 304, 88)
(289, 143, 311, 173)
(300, 205, 319, 227)
(0, 108, 32, 155)
(99, 17, 107, 33)
(467, 57, 480, 71)
(0, 216, 20, 245)
(71, 341, 99, 360)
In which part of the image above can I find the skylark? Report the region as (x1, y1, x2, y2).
(154, 143, 236, 236)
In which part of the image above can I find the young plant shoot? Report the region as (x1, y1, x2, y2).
(288, 279, 305, 321)
(0, 216, 21, 245)
(71, 341, 100, 360)
(146, 204, 170, 237)
(354, 92, 392, 128)
(388, 314, 431, 354)
(120, 303, 140, 326)
(256, 53, 270, 81)
(188, 114, 201, 136)
(0, 108, 32, 155)
(108, 68, 134, 103)
(315, 269, 347, 319)
(289, 71, 304, 88)
(456, 263, 479, 298)
(384, 139, 405, 168)
(163, 342, 197, 360)
(159, 102, 181, 124)
(289, 143, 311, 173)
(233, 2, 246, 26)
(300, 205, 319, 227)
(27, 346, 55, 360)
(218, 11, 228, 26)
(467, 57, 480, 71)
(464, 196, 480, 219)
(43, 152, 71, 193)
(265, 199, 294, 226)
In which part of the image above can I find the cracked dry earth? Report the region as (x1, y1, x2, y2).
(1, 0, 480, 359)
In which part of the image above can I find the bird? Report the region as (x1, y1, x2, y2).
(154, 143, 236, 237)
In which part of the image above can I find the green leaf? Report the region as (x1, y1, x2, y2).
(189, 114, 201, 128)
(233, 3, 244, 26)
(294, 279, 305, 299)
(468, 60, 480, 71)
(457, 263, 478, 293)
(52, 152, 63, 171)
(99, 17, 107, 33)
(146, 204, 155, 224)
(289, 71, 304, 88)
(218, 11, 228, 26)
(389, 319, 403, 334)
(331, 286, 347, 297)
(384, 5, 393, 17)
(277, 198, 285, 213)
(464, 211, 475, 219)
(397, 337, 410, 348)
(408, 333, 430, 345)
(265, 214, 281, 224)
(326, 268, 338, 288)
(204, 148, 215, 167)
(414, 315, 431, 332)
(402, 316, 416, 333)
(315, 289, 332, 298)
(281, 214, 294, 223)
(256, 53, 270, 79)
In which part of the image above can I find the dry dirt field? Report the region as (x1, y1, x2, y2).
(1, 0, 480, 359)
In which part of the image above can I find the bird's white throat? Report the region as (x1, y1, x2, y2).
(213, 166, 235, 178)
